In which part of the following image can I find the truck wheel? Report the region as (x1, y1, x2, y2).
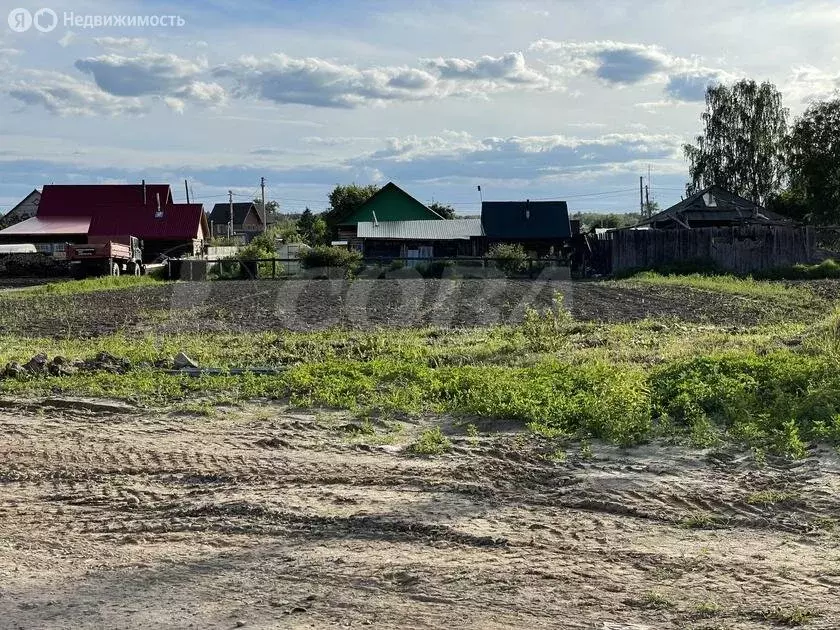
(131, 263, 141, 277)
(111, 262, 120, 277)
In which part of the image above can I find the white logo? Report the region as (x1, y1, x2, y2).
(7, 7, 32, 32)
(33, 7, 57, 32)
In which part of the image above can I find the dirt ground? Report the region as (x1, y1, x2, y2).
(1, 400, 838, 629)
(0, 278, 821, 338)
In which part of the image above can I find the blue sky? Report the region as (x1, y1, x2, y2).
(1, 0, 839, 215)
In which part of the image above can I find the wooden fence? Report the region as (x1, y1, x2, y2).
(610, 226, 816, 275)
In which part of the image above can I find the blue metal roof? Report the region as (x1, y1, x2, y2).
(357, 218, 483, 240)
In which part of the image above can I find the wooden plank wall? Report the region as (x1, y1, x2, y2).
(611, 226, 815, 274)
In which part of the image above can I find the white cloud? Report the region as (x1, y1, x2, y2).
(74, 53, 226, 108)
(357, 130, 684, 182)
(6, 70, 146, 117)
(213, 50, 559, 109)
(58, 31, 77, 48)
(532, 39, 734, 102)
(93, 37, 149, 52)
(422, 52, 549, 85)
(784, 65, 840, 104)
(213, 53, 438, 108)
(664, 68, 733, 101)
(532, 40, 674, 84)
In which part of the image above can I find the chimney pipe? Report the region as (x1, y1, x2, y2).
(142, 179, 147, 205)
(155, 192, 163, 218)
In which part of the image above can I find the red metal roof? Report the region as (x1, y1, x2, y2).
(0, 216, 91, 236)
(88, 203, 208, 240)
(38, 184, 173, 217)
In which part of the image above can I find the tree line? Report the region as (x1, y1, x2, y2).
(685, 79, 840, 224)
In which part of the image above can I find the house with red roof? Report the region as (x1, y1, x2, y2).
(0, 182, 208, 261)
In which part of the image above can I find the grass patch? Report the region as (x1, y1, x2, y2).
(407, 427, 452, 456)
(680, 512, 724, 529)
(174, 401, 217, 417)
(746, 489, 799, 507)
(0, 274, 838, 456)
(627, 271, 818, 307)
(3, 275, 163, 298)
(694, 600, 721, 618)
(752, 606, 817, 626)
(760, 258, 840, 280)
(626, 590, 675, 610)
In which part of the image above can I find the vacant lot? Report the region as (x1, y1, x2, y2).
(0, 401, 838, 629)
(1, 274, 839, 629)
(0, 277, 827, 338)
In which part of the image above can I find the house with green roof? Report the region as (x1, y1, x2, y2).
(338, 182, 444, 240)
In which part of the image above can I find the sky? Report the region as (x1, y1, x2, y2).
(0, 0, 839, 216)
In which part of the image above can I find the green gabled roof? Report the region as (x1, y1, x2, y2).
(340, 182, 444, 226)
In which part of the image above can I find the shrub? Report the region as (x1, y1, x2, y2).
(0, 253, 67, 277)
(414, 260, 455, 278)
(759, 258, 840, 280)
(408, 426, 452, 455)
(237, 232, 277, 261)
(486, 243, 528, 276)
(299, 246, 362, 273)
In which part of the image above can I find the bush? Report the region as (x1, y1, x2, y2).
(414, 260, 455, 278)
(237, 233, 277, 261)
(758, 258, 840, 280)
(235, 233, 285, 279)
(408, 427, 452, 455)
(0, 253, 67, 277)
(299, 246, 362, 273)
(486, 243, 528, 276)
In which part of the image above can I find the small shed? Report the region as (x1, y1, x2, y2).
(637, 186, 793, 229)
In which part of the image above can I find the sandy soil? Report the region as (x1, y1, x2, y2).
(0, 278, 821, 338)
(1, 399, 838, 629)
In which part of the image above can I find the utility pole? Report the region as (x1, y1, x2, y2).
(184, 179, 190, 204)
(228, 190, 234, 238)
(645, 185, 651, 218)
(639, 176, 644, 215)
(260, 176, 267, 233)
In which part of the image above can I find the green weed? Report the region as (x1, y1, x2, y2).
(746, 490, 798, 507)
(3, 275, 162, 298)
(694, 600, 721, 618)
(753, 606, 817, 626)
(408, 427, 452, 456)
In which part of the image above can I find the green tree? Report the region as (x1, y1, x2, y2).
(253, 198, 281, 225)
(572, 212, 641, 230)
(324, 184, 379, 235)
(784, 97, 840, 224)
(684, 79, 789, 205)
(428, 202, 456, 219)
(297, 208, 329, 245)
